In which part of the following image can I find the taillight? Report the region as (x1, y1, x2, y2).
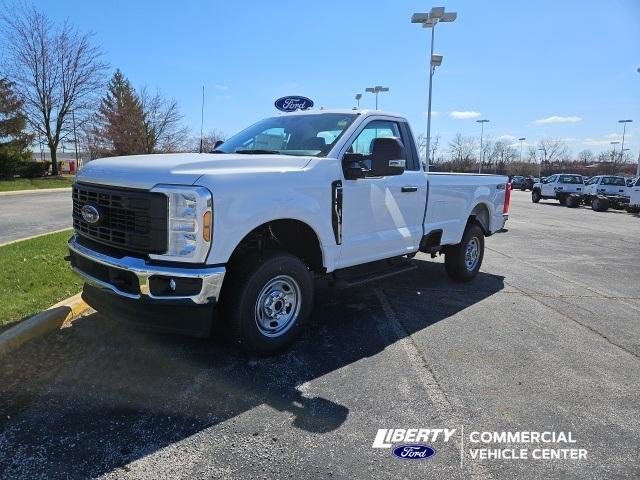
(503, 183, 511, 214)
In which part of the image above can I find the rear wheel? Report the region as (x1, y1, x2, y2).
(592, 197, 609, 212)
(558, 194, 567, 205)
(532, 189, 541, 203)
(219, 252, 313, 355)
(445, 224, 485, 282)
(565, 194, 580, 208)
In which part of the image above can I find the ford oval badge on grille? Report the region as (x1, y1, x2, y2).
(81, 205, 101, 224)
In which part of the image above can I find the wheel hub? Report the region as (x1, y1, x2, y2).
(255, 275, 301, 337)
(465, 237, 480, 271)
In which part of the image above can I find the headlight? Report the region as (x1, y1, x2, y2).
(149, 185, 212, 263)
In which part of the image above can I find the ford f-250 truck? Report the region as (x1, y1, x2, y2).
(67, 109, 510, 355)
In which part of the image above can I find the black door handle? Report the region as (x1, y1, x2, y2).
(401, 186, 418, 192)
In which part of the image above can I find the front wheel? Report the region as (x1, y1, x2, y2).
(445, 224, 485, 282)
(532, 189, 541, 203)
(220, 252, 314, 355)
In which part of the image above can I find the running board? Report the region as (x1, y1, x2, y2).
(331, 259, 417, 288)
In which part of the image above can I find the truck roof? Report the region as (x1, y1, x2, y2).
(276, 108, 406, 119)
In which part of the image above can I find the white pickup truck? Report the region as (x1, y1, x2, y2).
(67, 109, 509, 354)
(531, 173, 585, 205)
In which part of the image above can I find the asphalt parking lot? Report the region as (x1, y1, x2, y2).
(1, 191, 639, 480)
(0, 190, 71, 244)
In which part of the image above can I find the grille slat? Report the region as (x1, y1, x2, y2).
(72, 183, 168, 255)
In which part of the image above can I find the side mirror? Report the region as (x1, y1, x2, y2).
(342, 152, 365, 180)
(213, 140, 224, 149)
(369, 137, 406, 177)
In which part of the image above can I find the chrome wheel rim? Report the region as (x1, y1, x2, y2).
(254, 275, 301, 338)
(464, 237, 480, 271)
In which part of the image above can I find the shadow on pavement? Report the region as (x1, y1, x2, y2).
(0, 257, 504, 479)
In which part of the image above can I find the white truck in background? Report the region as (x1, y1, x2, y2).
(67, 110, 510, 355)
(531, 174, 585, 205)
(628, 177, 640, 213)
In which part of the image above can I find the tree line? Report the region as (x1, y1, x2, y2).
(0, 3, 225, 178)
(418, 134, 636, 177)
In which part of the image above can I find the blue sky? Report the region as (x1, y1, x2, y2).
(32, 0, 640, 155)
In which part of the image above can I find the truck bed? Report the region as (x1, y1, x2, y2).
(425, 172, 508, 245)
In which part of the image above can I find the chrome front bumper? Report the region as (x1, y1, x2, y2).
(68, 234, 225, 305)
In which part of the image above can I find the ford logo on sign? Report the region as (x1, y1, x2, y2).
(81, 204, 101, 225)
(392, 444, 436, 460)
(274, 96, 314, 112)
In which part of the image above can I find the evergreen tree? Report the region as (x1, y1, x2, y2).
(94, 69, 146, 156)
(0, 77, 32, 179)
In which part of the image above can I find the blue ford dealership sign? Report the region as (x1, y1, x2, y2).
(274, 96, 314, 112)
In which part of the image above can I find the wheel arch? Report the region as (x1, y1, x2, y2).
(227, 218, 325, 273)
(468, 202, 491, 235)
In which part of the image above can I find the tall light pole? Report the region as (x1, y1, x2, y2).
(476, 119, 489, 173)
(365, 86, 389, 110)
(355, 93, 362, 108)
(538, 147, 545, 179)
(618, 119, 632, 162)
(518, 137, 526, 162)
(412, 7, 457, 172)
(610, 141, 620, 162)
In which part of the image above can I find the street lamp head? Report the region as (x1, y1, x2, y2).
(610, 141, 620, 145)
(441, 12, 457, 22)
(476, 119, 489, 124)
(618, 119, 633, 123)
(411, 12, 430, 23)
(365, 87, 375, 93)
(355, 93, 362, 100)
(431, 54, 443, 67)
(429, 7, 445, 19)
(518, 137, 526, 141)
(422, 19, 438, 28)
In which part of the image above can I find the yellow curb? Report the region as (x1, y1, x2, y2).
(0, 293, 91, 357)
(0, 187, 72, 196)
(0, 228, 73, 248)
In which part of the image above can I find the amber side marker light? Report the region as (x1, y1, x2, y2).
(203, 211, 212, 241)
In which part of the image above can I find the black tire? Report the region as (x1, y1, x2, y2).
(520, 187, 526, 191)
(592, 197, 609, 212)
(532, 189, 541, 203)
(565, 195, 580, 208)
(219, 252, 314, 356)
(445, 224, 485, 282)
(558, 194, 567, 205)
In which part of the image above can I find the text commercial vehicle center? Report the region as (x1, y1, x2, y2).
(67, 110, 510, 355)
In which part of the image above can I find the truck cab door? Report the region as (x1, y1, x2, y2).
(337, 119, 426, 268)
(541, 175, 557, 197)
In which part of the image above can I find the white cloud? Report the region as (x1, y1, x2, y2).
(214, 84, 229, 91)
(561, 137, 577, 142)
(532, 115, 582, 125)
(449, 111, 481, 119)
(216, 94, 232, 101)
(498, 134, 516, 141)
(605, 133, 633, 139)
(583, 138, 612, 146)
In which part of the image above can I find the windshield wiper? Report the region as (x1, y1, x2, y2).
(234, 149, 280, 154)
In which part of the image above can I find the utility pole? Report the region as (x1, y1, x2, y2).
(199, 86, 205, 153)
(477, 119, 489, 173)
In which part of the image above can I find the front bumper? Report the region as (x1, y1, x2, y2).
(67, 234, 225, 305)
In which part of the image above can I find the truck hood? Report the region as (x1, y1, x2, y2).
(77, 153, 314, 189)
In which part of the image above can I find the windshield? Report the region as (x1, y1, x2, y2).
(215, 113, 357, 157)
(601, 176, 626, 186)
(558, 175, 583, 184)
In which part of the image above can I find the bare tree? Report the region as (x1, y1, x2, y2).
(1, 4, 107, 175)
(196, 129, 227, 153)
(139, 87, 189, 153)
(448, 134, 476, 172)
(577, 149, 594, 164)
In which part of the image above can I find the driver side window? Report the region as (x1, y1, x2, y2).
(349, 120, 403, 174)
